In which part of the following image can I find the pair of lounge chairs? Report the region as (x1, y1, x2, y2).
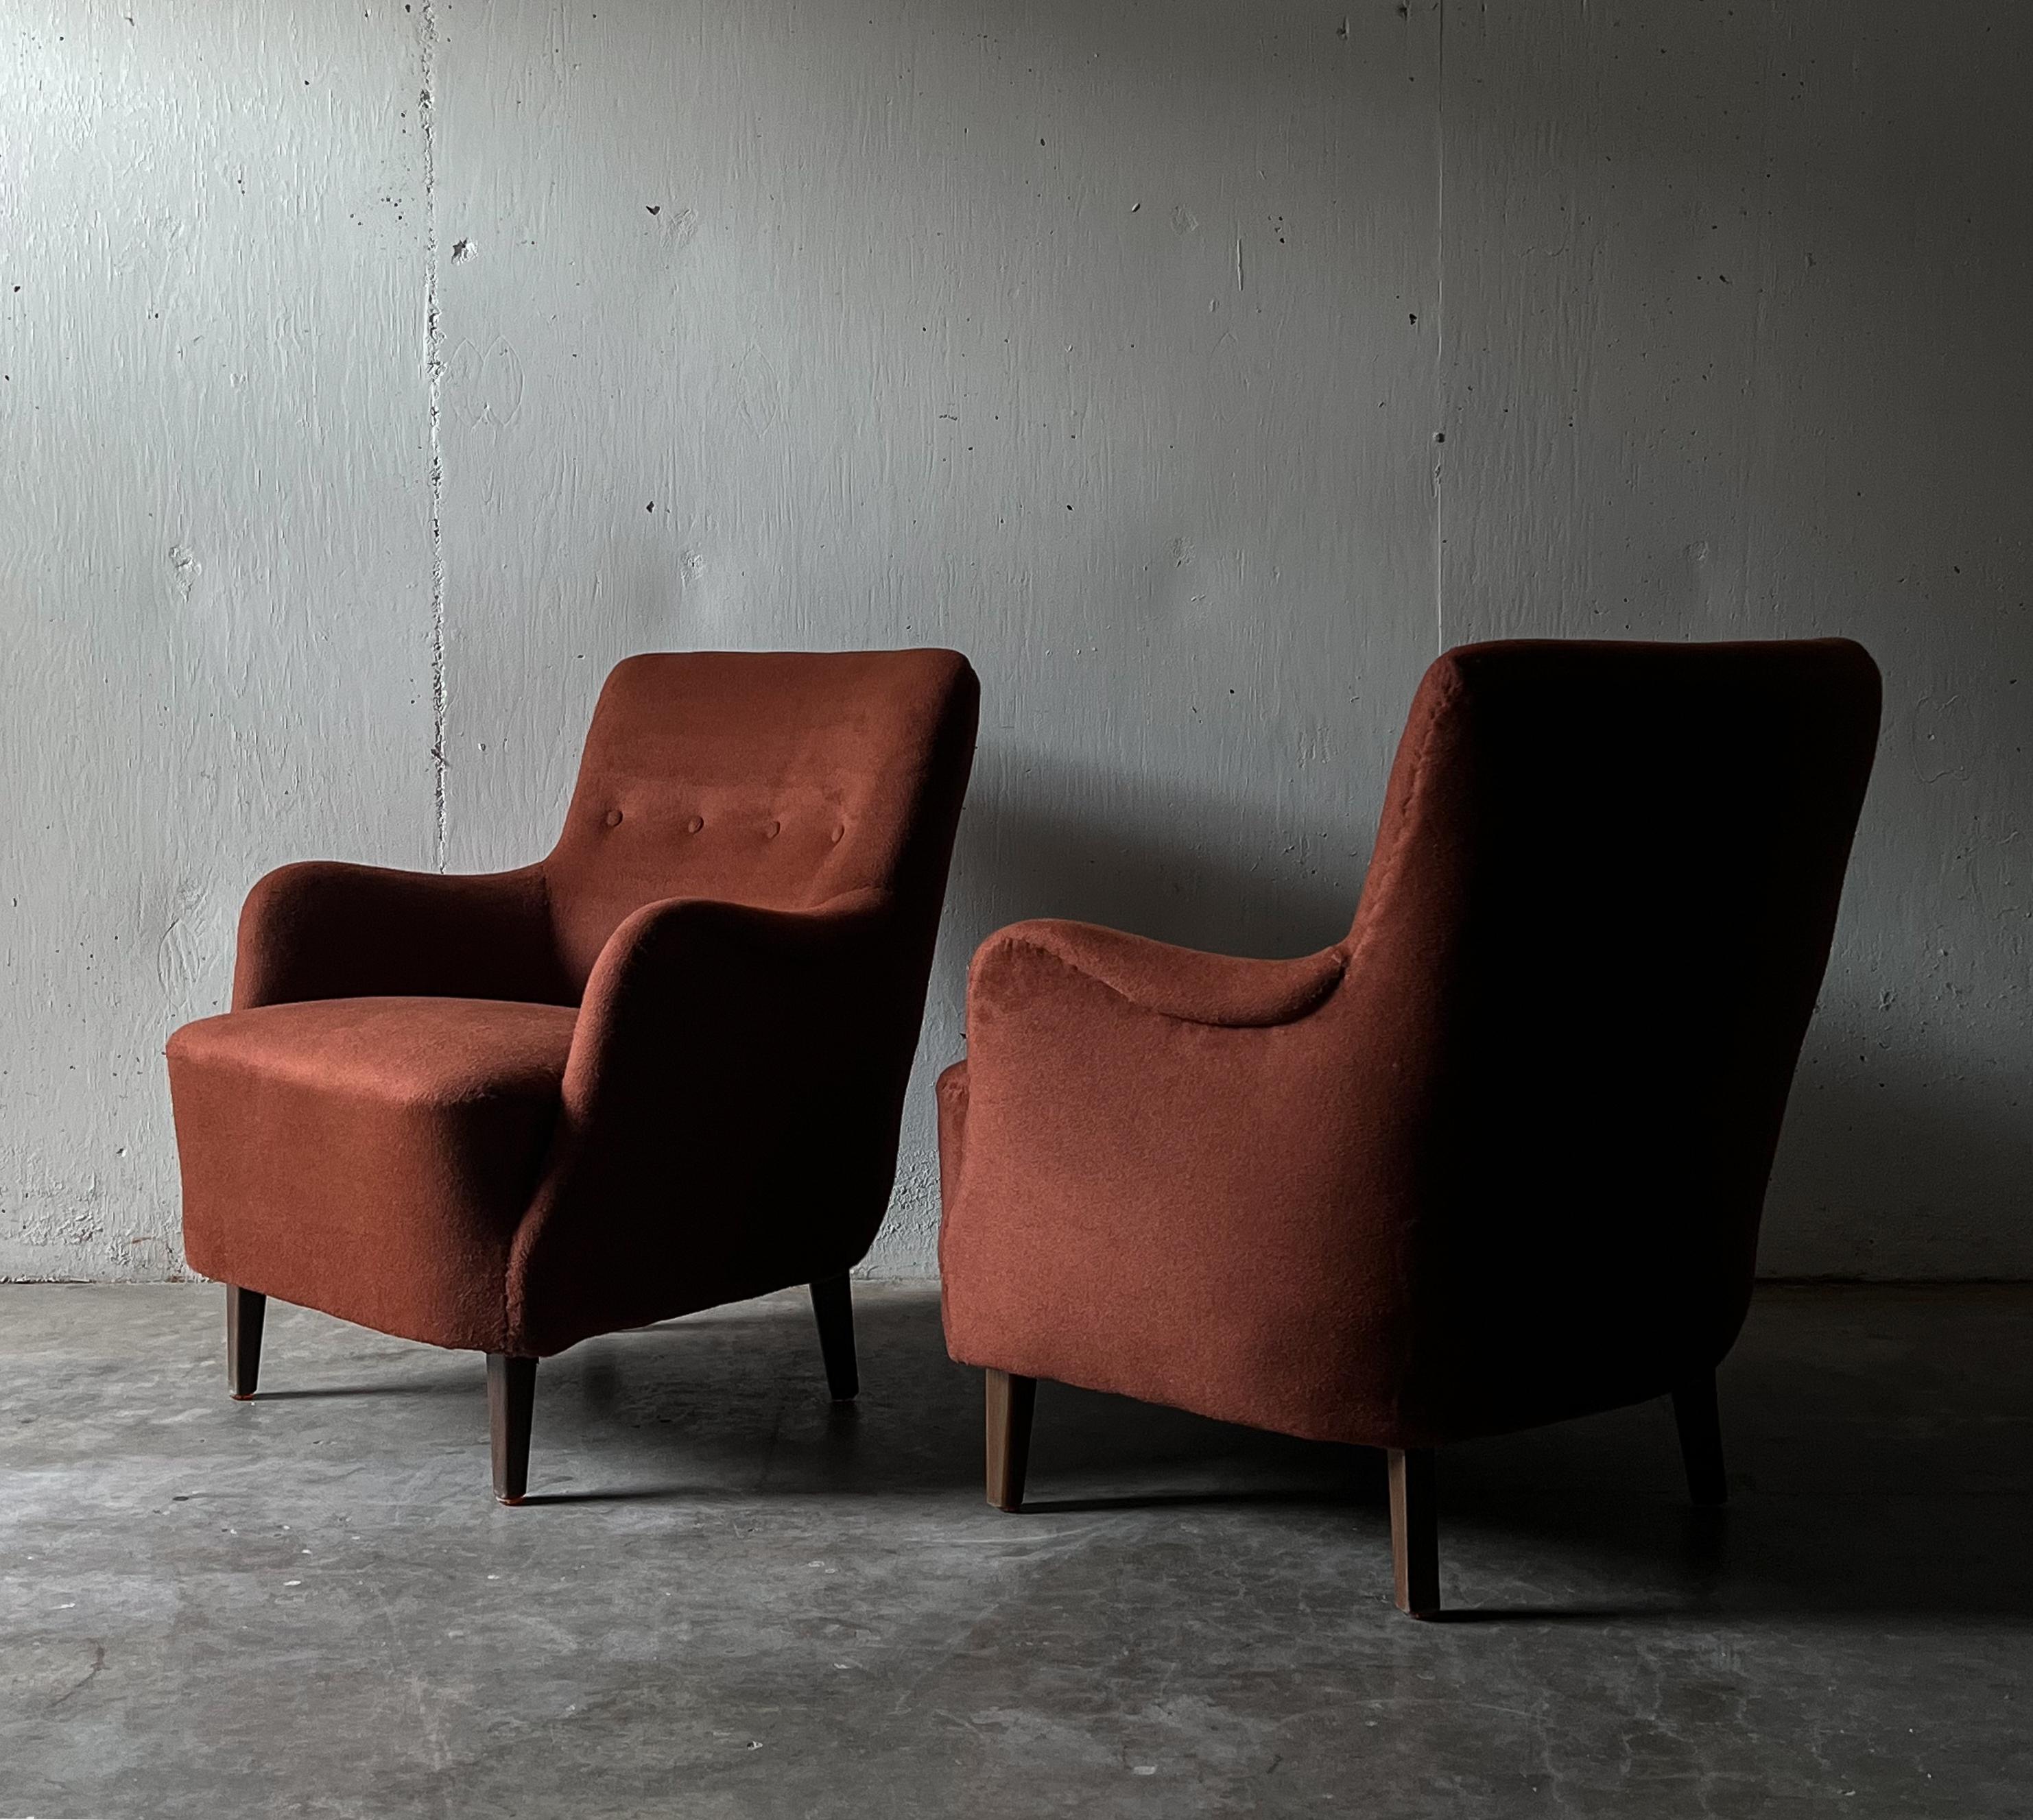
(165, 638, 1880, 1616)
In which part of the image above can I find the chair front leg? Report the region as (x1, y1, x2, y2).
(226, 1286, 266, 1400)
(488, 1354, 538, 1505)
(984, 1369, 1036, 1512)
(809, 1274, 859, 1402)
(1388, 1448, 1440, 1618)
(1672, 1369, 1728, 1506)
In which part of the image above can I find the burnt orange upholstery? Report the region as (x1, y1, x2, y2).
(940, 640, 1880, 1454)
(169, 649, 979, 1358)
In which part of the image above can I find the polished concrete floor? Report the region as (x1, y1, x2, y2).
(2, 1283, 2029, 1817)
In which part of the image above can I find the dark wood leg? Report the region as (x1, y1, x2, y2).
(226, 1286, 266, 1400)
(809, 1274, 859, 1402)
(488, 1354, 538, 1505)
(984, 1369, 1036, 1513)
(1388, 1448, 1440, 1618)
(1672, 1370, 1728, 1507)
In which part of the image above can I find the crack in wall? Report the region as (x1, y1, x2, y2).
(418, 1, 447, 870)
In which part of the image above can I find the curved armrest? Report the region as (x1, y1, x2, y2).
(944, 917, 1353, 1238)
(233, 861, 564, 1010)
(508, 886, 923, 1352)
(557, 886, 902, 1112)
(968, 919, 1345, 1029)
(939, 914, 1374, 1410)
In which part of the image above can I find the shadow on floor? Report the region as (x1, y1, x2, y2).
(139, 1281, 2033, 1623)
(475, 1284, 2033, 1623)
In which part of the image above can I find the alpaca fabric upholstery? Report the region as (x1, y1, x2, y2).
(938, 639, 1881, 1451)
(168, 649, 979, 1357)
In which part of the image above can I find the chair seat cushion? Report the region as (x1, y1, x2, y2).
(167, 997, 577, 1352)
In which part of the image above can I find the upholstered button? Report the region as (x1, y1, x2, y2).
(604, 809, 623, 828)
(765, 819, 781, 839)
(687, 815, 704, 833)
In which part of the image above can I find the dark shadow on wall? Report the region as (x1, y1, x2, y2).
(1762, 1031, 2033, 1280)
(942, 749, 1368, 966)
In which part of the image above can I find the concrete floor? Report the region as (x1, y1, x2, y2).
(1, 1284, 2028, 1818)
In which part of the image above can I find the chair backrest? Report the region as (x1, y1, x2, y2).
(1342, 638, 1880, 1432)
(543, 649, 979, 990)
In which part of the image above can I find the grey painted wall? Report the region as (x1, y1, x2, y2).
(1, 1, 2025, 1282)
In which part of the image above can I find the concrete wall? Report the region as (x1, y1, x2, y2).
(1, 7, 440, 1280)
(1440, 4, 2033, 1274)
(2, 1, 2025, 1283)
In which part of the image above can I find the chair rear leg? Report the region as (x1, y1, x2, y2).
(488, 1354, 538, 1505)
(1672, 1369, 1728, 1507)
(1388, 1448, 1440, 1618)
(809, 1274, 859, 1402)
(226, 1286, 266, 1401)
(984, 1369, 1036, 1513)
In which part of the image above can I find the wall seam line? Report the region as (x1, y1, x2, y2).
(1433, 0, 1447, 659)
(419, 1, 447, 870)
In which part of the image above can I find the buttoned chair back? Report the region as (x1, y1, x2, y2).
(545, 651, 975, 987)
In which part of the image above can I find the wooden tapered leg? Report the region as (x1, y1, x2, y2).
(1388, 1448, 1440, 1618)
(488, 1354, 538, 1505)
(226, 1286, 266, 1401)
(809, 1274, 859, 1402)
(1672, 1370, 1728, 1507)
(984, 1369, 1036, 1513)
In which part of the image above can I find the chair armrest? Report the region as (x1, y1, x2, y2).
(507, 887, 920, 1352)
(232, 861, 564, 1009)
(557, 886, 901, 1109)
(967, 919, 1346, 1029)
(938, 916, 1379, 1424)
(944, 918, 1353, 1230)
